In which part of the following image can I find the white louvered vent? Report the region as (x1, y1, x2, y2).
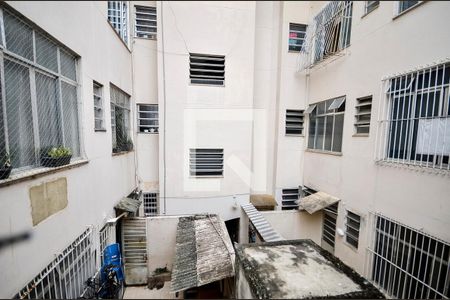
(189, 148, 224, 177)
(355, 96, 372, 135)
(135, 6, 156, 39)
(189, 53, 225, 86)
(285, 109, 304, 135)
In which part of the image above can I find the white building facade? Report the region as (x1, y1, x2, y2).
(0, 1, 449, 299)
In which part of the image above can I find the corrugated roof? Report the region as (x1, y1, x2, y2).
(171, 214, 235, 292)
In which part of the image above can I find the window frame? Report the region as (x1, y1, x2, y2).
(107, 1, 129, 46)
(93, 81, 106, 132)
(143, 192, 158, 216)
(307, 96, 346, 154)
(285, 109, 305, 136)
(288, 23, 307, 53)
(354, 95, 372, 136)
(189, 148, 224, 177)
(394, 1, 423, 18)
(110, 83, 132, 153)
(345, 210, 361, 249)
(0, 5, 81, 174)
(364, 1, 379, 16)
(134, 5, 156, 40)
(137, 103, 158, 134)
(189, 53, 225, 87)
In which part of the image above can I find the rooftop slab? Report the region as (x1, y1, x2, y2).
(236, 239, 384, 299)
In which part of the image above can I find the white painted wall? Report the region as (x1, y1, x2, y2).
(261, 210, 323, 245)
(157, 2, 256, 220)
(301, 1, 450, 275)
(131, 1, 160, 192)
(0, 2, 136, 297)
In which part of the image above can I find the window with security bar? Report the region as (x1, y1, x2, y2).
(285, 109, 304, 135)
(15, 228, 96, 299)
(137, 104, 158, 133)
(376, 62, 450, 170)
(322, 202, 338, 253)
(298, 1, 353, 70)
(0, 6, 80, 176)
(135, 6, 156, 39)
(143, 192, 158, 216)
(110, 84, 132, 153)
(189, 148, 224, 177)
(368, 214, 449, 298)
(355, 96, 372, 135)
(307, 96, 345, 153)
(189, 53, 225, 86)
(108, 1, 129, 45)
(345, 210, 361, 249)
(288, 23, 307, 52)
(93, 82, 105, 131)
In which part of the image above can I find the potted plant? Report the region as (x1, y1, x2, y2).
(41, 146, 72, 168)
(0, 152, 12, 180)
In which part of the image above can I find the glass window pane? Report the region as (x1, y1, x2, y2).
(332, 114, 344, 152)
(316, 116, 325, 150)
(61, 82, 79, 157)
(308, 116, 316, 149)
(35, 32, 58, 72)
(60, 49, 77, 81)
(4, 10, 34, 61)
(324, 115, 334, 151)
(36, 72, 62, 150)
(4, 59, 35, 168)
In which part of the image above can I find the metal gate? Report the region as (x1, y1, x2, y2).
(122, 218, 148, 285)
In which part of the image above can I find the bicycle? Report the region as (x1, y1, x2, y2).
(81, 264, 124, 299)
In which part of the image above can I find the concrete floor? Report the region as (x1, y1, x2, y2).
(123, 282, 182, 299)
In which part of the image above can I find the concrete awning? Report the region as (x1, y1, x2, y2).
(250, 194, 277, 210)
(298, 191, 339, 214)
(171, 214, 235, 292)
(114, 197, 142, 214)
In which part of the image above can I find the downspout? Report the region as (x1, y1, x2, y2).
(160, 1, 167, 214)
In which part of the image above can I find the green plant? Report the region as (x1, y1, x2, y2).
(47, 146, 72, 158)
(1, 152, 11, 168)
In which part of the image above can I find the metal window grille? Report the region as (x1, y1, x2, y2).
(322, 202, 338, 251)
(189, 148, 224, 177)
(288, 23, 307, 52)
(110, 84, 131, 153)
(298, 1, 353, 71)
(99, 224, 116, 264)
(143, 192, 158, 216)
(108, 1, 129, 45)
(398, 1, 420, 14)
(15, 228, 96, 299)
(137, 104, 158, 133)
(93, 82, 105, 131)
(307, 96, 346, 153)
(285, 109, 304, 135)
(365, 1, 380, 14)
(355, 96, 372, 135)
(375, 61, 450, 171)
(0, 6, 80, 176)
(345, 210, 361, 249)
(281, 188, 300, 210)
(189, 53, 225, 86)
(366, 213, 450, 299)
(135, 6, 156, 39)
